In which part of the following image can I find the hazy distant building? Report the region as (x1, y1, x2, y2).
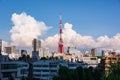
(42, 48, 50, 57)
(67, 47, 77, 54)
(102, 49, 112, 56)
(21, 49, 27, 56)
(91, 48, 97, 57)
(5, 46, 16, 54)
(0, 39, 8, 54)
(11, 46, 16, 53)
(5, 47, 12, 54)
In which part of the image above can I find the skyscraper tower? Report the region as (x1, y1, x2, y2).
(32, 38, 41, 61)
(32, 38, 41, 51)
(58, 15, 64, 53)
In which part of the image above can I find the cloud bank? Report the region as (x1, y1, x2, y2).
(43, 23, 120, 51)
(10, 12, 120, 52)
(10, 12, 49, 47)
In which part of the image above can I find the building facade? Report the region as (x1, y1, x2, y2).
(32, 60, 88, 80)
(91, 48, 97, 57)
(32, 38, 41, 52)
(32, 38, 41, 60)
(0, 39, 8, 54)
(0, 60, 29, 80)
(32, 60, 59, 80)
(82, 57, 98, 67)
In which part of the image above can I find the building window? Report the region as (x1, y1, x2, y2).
(90, 58, 96, 60)
(50, 70, 57, 72)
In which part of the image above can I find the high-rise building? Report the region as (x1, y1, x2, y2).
(43, 48, 50, 57)
(91, 48, 97, 57)
(0, 39, 8, 55)
(32, 38, 41, 61)
(11, 46, 16, 53)
(32, 38, 41, 51)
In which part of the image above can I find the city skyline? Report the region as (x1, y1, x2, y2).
(0, 0, 120, 51)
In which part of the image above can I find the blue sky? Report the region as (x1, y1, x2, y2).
(0, 0, 120, 42)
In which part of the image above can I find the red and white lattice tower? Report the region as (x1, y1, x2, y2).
(58, 15, 64, 53)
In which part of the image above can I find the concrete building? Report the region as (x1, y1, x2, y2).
(102, 49, 113, 56)
(60, 61, 88, 69)
(32, 38, 41, 52)
(39, 48, 50, 57)
(0, 55, 29, 80)
(32, 60, 88, 80)
(67, 47, 77, 54)
(21, 49, 27, 56)
(0, 39, 8, 54)
(32, 60, 59, 80)
(32, 51, 40, 61)
(82, 57, 98, 67)
(91, 48, 97, 57)
(32, 38, 41, 61)
(5, 47, 12, 54)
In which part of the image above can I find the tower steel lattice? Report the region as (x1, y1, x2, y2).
(58, 15, 64, 53)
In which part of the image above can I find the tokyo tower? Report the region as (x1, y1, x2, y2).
(58, 15, 64, 53)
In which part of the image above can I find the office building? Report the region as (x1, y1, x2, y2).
(32, 60, 59, 80)
(91, 48, 97, 57)
(0, 39, 8, 54)
(32, 38, 41, 61)
(82, 57, 98, 67)
(32, 60, 88, 80)
(5, 47, 12, 54)
(32, 38, 41, 52)
(0, 60, 29, 80)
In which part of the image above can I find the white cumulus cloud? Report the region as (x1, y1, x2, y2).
(9, 13, 120, 53)
(43, 22, 120, 52)
(10, 12, 49, 47)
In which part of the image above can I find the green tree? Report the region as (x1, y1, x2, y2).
(107, 62, 120, 80)
(76, 66, 85, 80)
(71, 69, 79, 80)
(58, 66, 72, 80)
(93, 69, 102, 80)
(53, 76, 60, 80)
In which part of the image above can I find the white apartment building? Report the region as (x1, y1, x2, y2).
(60, 61, 88, 70)
(32, 60, 59, 80)
(82, 57, 98, 67)
(0, 60, 29, 80)
(0, 39, 8, 54)
(32, 60, 88, 80)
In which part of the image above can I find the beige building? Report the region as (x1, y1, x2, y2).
(104, 52, 119, 76)
(91, 48, 97, 57)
